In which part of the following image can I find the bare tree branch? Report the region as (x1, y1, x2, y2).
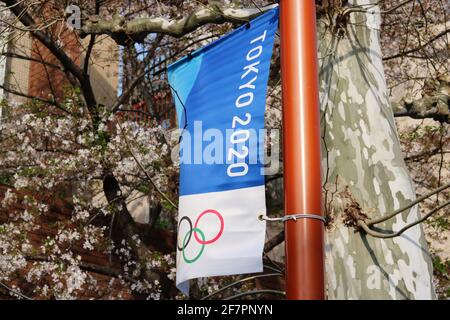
(264, 230, 284, 253)
(223, 289, 285, 300)
(25, 255, 138, 284)
(392, 76, 450, 123)
(404, 147, 449, 162)
(383, 29, 450, 61)
(0, 52, 64, 71)
(367, 181, 450, 226)
(83, 0, 101, 75)
(116, 122, 178, 209)
(0, 83, 62, 108)
(358, 199, 450, 239)
(0, 281, 32, 300)
(78, 4, 277, 45)
(201, 273, 282, 300)
(393, 94, 449, 123)
(3, 0, 97, 109)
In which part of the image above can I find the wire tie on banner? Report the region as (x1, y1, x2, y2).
(259, 213, 326, 224)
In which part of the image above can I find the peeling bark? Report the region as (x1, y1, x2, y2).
(319, 0, 435, 299)
(79, 4, 277, 44)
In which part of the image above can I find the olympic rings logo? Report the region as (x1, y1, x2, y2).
(177, 209, 224, 264)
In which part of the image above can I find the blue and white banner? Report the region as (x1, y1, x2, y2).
(168, 7, 278, 294)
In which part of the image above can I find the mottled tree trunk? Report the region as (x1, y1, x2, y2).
(318, 0, 435, 299)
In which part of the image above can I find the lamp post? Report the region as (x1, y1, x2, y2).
(280, 0, 325, 300)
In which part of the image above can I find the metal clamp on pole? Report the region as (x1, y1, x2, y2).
(259, 214, 326, 224)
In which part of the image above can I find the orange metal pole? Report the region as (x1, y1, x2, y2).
(280, 0, 325, 300)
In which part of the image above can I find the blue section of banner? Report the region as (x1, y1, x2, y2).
(168, 54, 203, 127)
(168, 8, 278, 196)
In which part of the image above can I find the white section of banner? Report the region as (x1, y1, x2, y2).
(176, 185, 266, 295)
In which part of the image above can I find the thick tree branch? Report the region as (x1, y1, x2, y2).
(83, 0, 101, 75)
(102, 172, 142, 244)
(393, 96, 449, 123)
(83, 35, 96, 75)
(78, 4, 277, 45)
(264, 230, 284, 253)
(393, 83, 450, 124)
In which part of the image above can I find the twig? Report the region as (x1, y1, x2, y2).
(223, 289, 285, 300)
(359, 199, 450, 239)
(3, 0, 98, 109)
(263, 263, 284, 274)
(383, 29, 450, 61)
(0, 281, 32, 300)
(34, 45, 66, 113)
(0, 181, 15, 189)
(116, 108, 153, 118)
(367, 182, 450, 226)
(26, 255, 138, 284)
(116, 122, 178, 209)
(0, 84, 61, 108)
(0, 52, 64, 71)
(201, 273, 282, 300)
(111, 35, 164, 113)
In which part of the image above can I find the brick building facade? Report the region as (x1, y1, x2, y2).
(1, 22, 119, 108)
